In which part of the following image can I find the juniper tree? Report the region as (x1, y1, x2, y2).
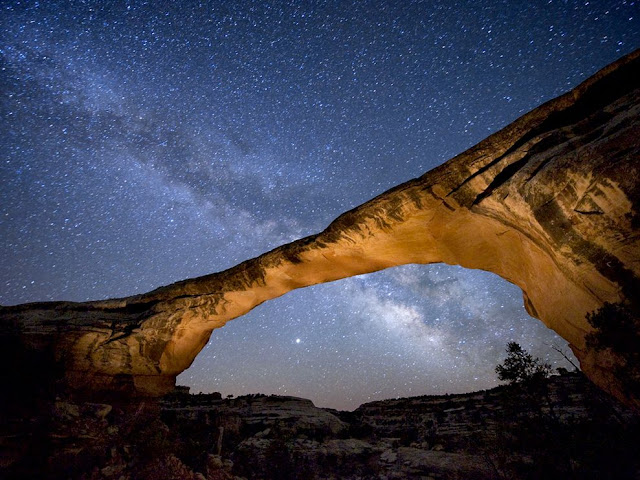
(496, 342, 551, 385)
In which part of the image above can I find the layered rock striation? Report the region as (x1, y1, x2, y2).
(13, 373, 637, 479)
(1, 50, 639, 405)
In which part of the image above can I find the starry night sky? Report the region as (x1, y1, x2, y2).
(1, 1, 638, 410)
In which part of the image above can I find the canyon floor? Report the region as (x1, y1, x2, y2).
(2, 370, 639, 480)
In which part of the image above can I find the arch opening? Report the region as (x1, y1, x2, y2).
(177, 264, 577, 410)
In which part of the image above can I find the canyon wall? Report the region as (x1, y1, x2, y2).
(1, 50, 638, 406)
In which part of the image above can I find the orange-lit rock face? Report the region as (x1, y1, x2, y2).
(1, 51, 639, 405)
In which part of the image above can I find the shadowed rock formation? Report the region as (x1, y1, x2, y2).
(8, 372, 640, 479)
(1, 50, 639, 406)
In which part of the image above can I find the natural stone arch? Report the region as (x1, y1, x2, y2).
(177, 262, 571, 406)
(2, 50, 639, 407)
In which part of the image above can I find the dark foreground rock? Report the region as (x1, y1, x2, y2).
(2, 371, 639, 479)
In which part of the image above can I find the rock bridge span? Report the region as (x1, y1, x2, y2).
(2, 50, 639, 407)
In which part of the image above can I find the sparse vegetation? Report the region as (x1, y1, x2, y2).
(495, 341, 551, 386)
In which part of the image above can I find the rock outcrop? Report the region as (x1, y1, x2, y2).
(8, 372, 637, 479)
(1, 50, 639, 405)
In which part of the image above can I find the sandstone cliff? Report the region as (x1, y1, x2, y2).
(1, 50, 639, 406)
(7, 373, 638, 479)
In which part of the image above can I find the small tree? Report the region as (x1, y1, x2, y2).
(496, 342, 551, 385)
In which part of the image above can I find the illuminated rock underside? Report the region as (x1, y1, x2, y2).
(2, 50, 639, 406)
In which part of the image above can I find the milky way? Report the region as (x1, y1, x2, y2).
(1, 1, 638, 410)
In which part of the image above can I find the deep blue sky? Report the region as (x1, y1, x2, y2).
(1, 0, 638, 409)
